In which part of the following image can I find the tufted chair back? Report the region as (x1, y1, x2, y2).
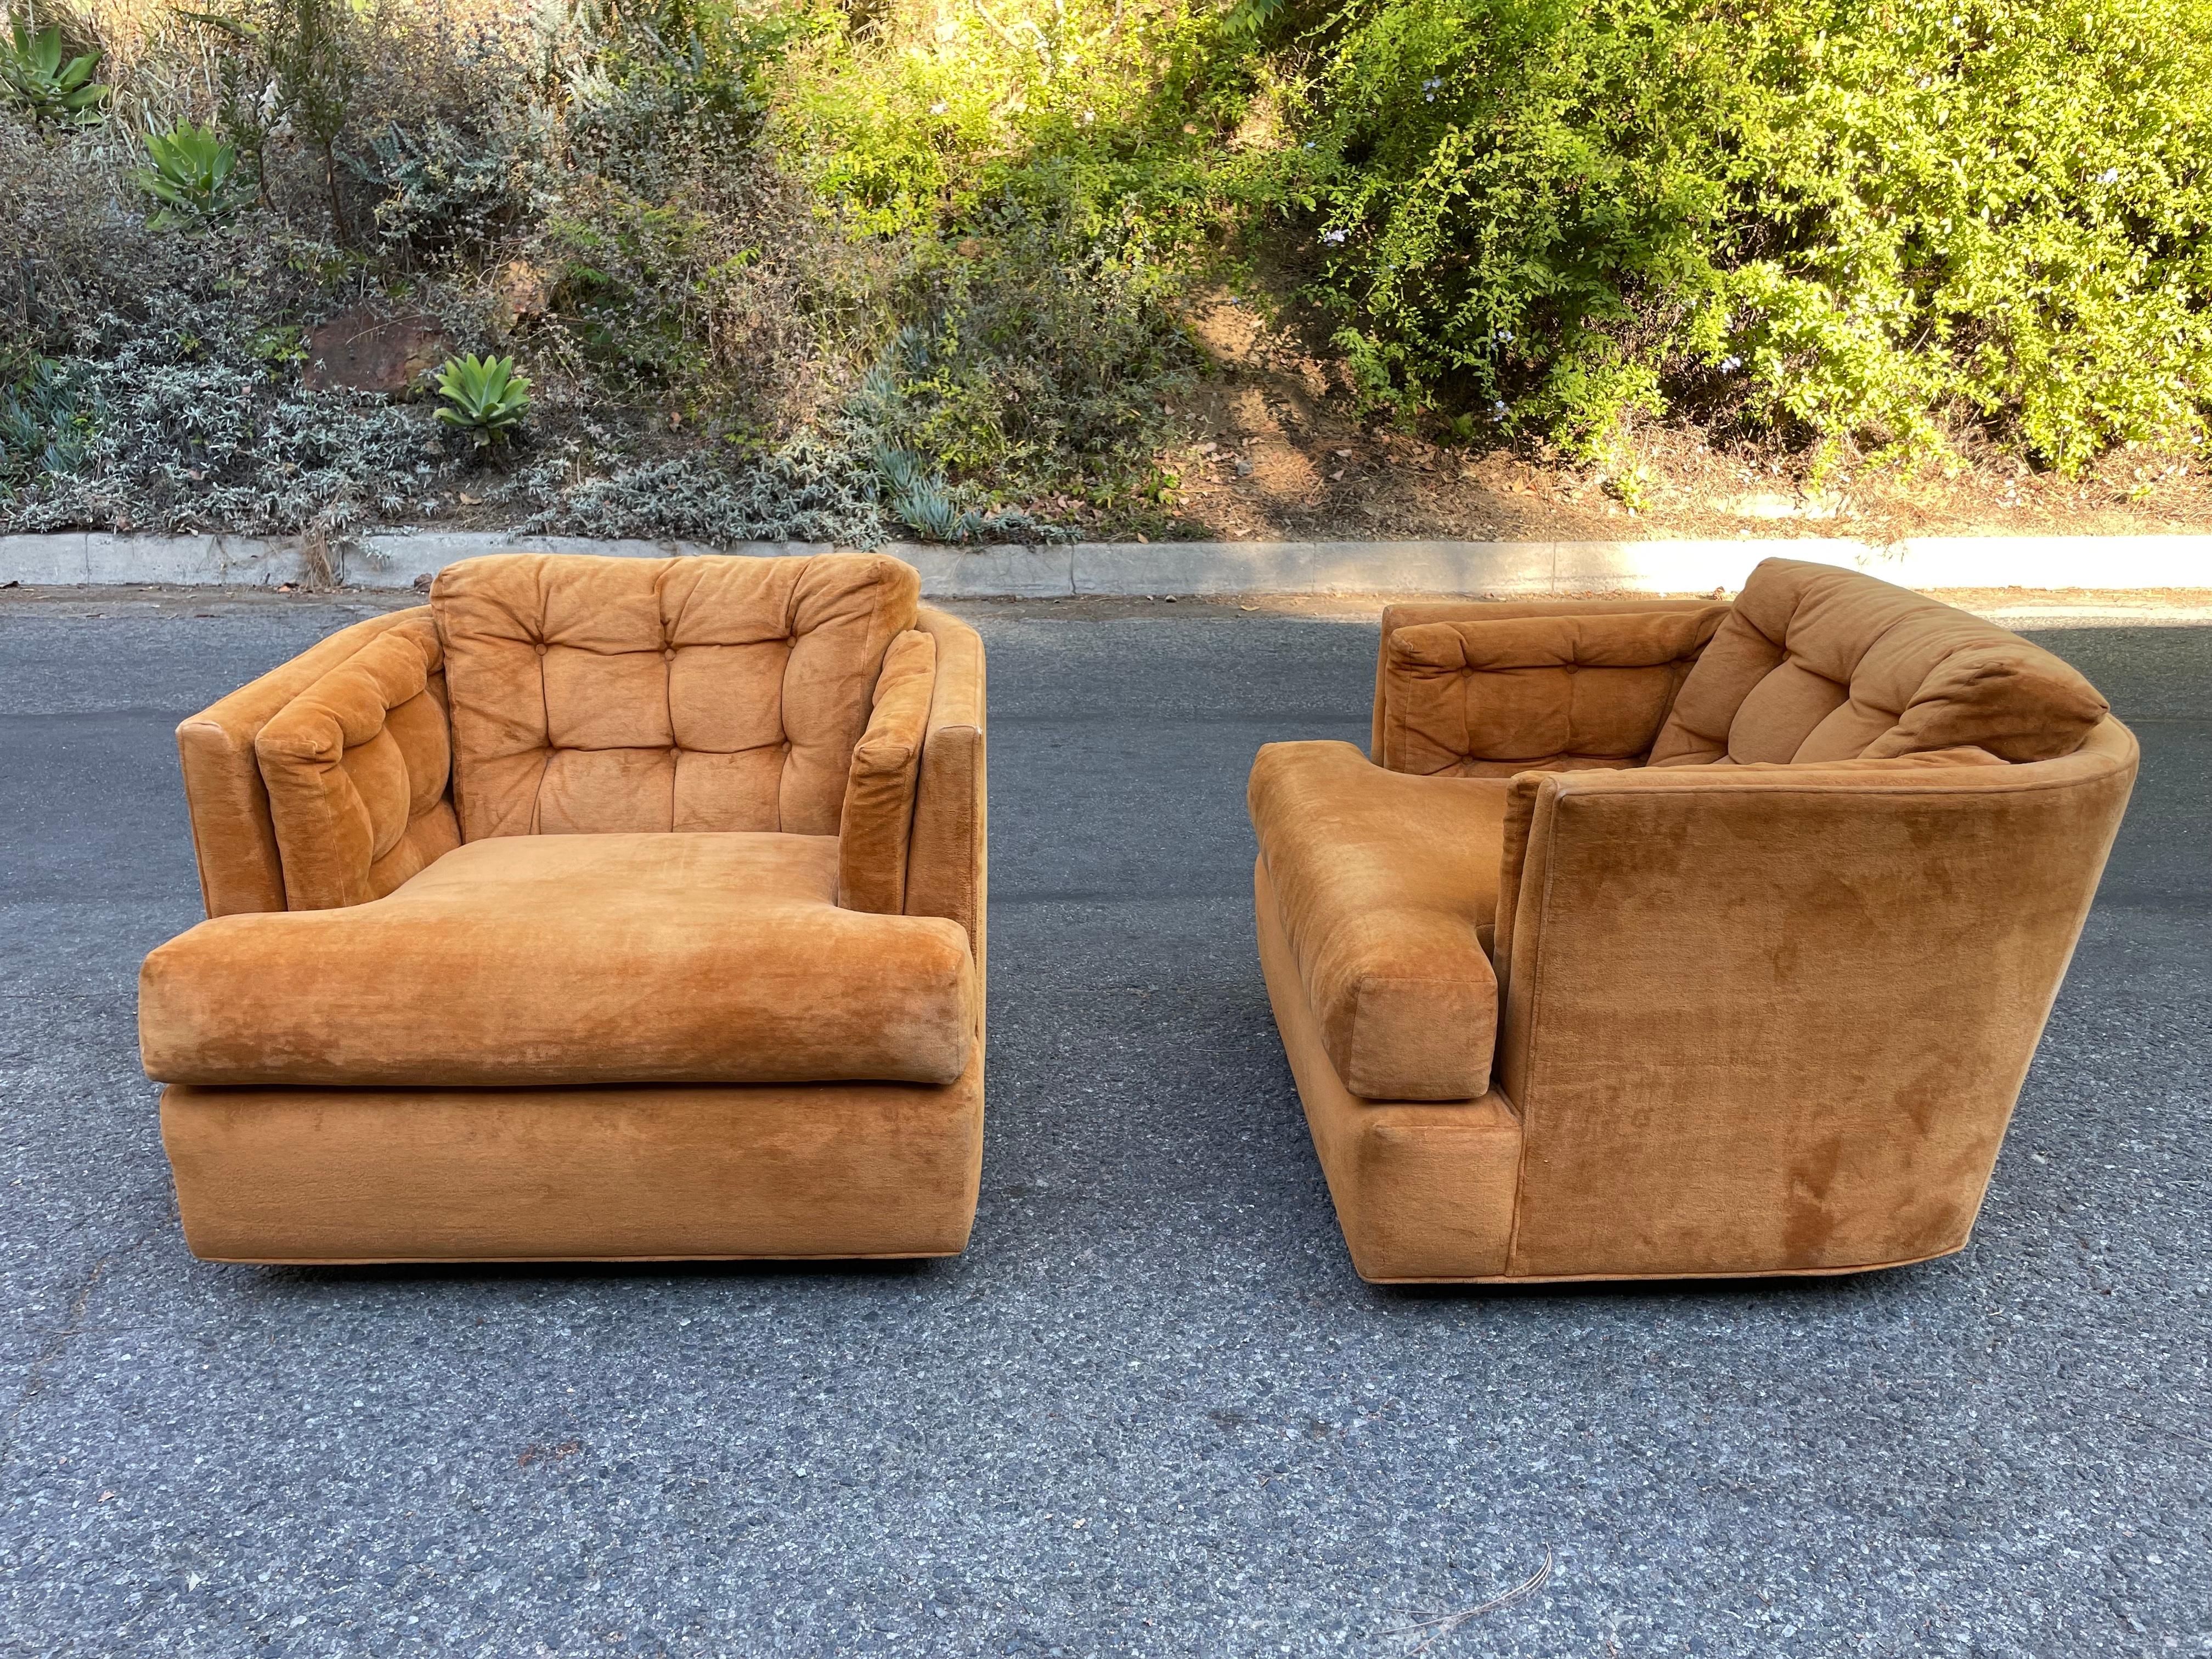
(1648, 557, 2108, 767)
(432, 552, 921, 839)
(1375, 602, 1728, 776)
(251, 612, 460, 909)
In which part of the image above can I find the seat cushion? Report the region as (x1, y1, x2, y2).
(140, 833, 975, 1088)
(1650, 558, 2107, 766)
(432, 552, 921, 839)
(1248, 741, 1505, 1102)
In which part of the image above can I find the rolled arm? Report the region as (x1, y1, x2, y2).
(906, 607, 988, 971)
(1372, 599, 1728, 775)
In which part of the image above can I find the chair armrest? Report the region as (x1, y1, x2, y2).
(1372, 599, 1728, 774)
(906, 607, 987, 970)
(1250, 741, 1500, 1101)
(175, 607, 434, 916)
(251, 613, 458, 910)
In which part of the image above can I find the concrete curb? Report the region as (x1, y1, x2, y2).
(2, 528, 2207, 597)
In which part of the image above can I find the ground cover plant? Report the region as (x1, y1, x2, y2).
(1, 0, 2207, 549)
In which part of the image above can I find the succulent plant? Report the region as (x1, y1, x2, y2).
(0, 20, 109, 125)
(136, 122, 256, 228)
(433, 354, 532, 446)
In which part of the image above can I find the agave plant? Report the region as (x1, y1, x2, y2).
(895, 487, 984, 543)
(0, 18, 110, 124)
(433, 354, 532, 446)
(135, 122, 256, 228)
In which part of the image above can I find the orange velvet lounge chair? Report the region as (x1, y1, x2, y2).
(138, 551, 987, 1264)
(1248, 557, 2136, 1284)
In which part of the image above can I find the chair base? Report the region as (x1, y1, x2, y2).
(159, 1054, 984, 1265)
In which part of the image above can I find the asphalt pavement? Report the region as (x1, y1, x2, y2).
(1, 590, 2206, 1657)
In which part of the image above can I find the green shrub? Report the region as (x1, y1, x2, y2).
(770, 0, 1299, 255)
(845, 211, 1199, 506)
(1301, 0, 2212, 470)
(10, 0, 2204, 541)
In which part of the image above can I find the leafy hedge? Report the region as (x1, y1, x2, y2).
(1298, 0, 2212, 469)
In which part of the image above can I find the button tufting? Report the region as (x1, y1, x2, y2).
(663, 647, 676, 662)
(533, 642, 548, 657)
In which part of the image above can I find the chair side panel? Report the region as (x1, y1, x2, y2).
(906, 607, 987, 973)
(1499, 726, 2137, 1278)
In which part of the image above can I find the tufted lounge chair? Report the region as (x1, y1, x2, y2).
(139, 552, 987, 1264)
(1248, 557, 2136, 1283)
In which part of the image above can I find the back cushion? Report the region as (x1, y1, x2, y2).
(255, 612, 460, 909)
(1649, 558, 2108, 766)
(1382, 606, 1729, 775)
(838, 629, 937, 915)
(433, 552, 920, 838)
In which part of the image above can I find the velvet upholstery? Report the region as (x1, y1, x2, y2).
(254, 612, 461, 909)
(159, 1042, 985, 1264)
(143, 554, 987, 1264)
(1378, 605, 1728, 775)
(1488, 743, 2010, 994)
(1255, 858, 1521, 1280)
(1372, 597, 1722, 774)
(1255, 565, 2136, 1282)
(177, 608, 433, 917)
(1649, 557, 2108, 765)
(142, 832, 975, 1087)
(839, 629, 936, 913)
(1248, 742, 1505, 1101)
(905, 608, 988, 964)
(433, 552, 921, 838)
(1492, 726, 2133, 1278)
